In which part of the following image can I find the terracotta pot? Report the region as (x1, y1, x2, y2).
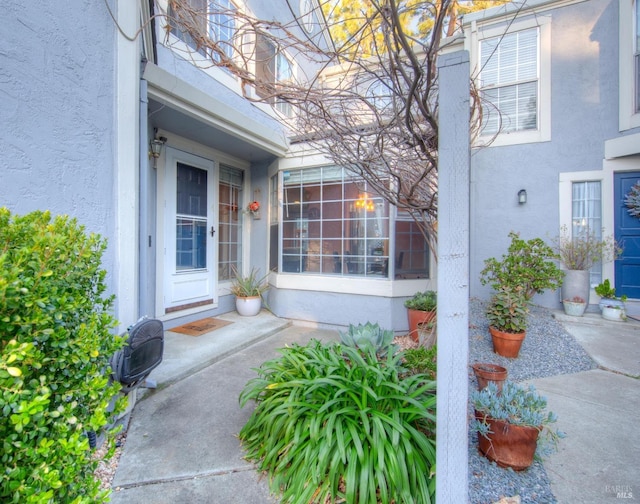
(489, 326, 525, 358)
(471, 363, 508, 392)
(407, 308, 436, 342)
(475, 411, 540, 471)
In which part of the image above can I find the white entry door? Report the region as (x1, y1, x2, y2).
(163, 148, 217, 312)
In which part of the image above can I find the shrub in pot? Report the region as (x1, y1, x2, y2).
(404, 290, 436, 341)
(486, 287, 529, 358)
(231, 266, 269, 316)
(595, 279, 627, 311)
(480, 231, 564, 301)
(471, 381, 564, 471)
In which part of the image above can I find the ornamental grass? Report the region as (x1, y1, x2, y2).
(238, 340, 436, 504)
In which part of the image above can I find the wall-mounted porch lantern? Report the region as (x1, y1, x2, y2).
(518, 189, 527, 205)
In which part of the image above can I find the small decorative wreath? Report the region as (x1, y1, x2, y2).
(624, 181, 640, 219)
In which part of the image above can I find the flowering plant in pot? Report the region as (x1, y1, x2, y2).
(404, 290, 436, 342)
(230, 266, 269, 316)
(471, 381, 564, 471)
(485, 286, 529, 358)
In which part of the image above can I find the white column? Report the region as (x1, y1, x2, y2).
(436, 49, 471, 503)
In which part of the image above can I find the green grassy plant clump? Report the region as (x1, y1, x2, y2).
(239, 340, 436, 504)
(403, 345, 437, 379)
(0, 209, 125, 503)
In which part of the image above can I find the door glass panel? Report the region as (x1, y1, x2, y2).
(176, 162, 208, 271)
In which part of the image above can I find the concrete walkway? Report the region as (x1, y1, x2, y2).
(529, 311, 640, 503)
(109, 309, 639, 503)
(109, 311, 340, 503)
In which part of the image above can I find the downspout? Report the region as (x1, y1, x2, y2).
(139, 60, 150, 318)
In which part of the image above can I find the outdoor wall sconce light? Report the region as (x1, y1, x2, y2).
(518, 189, 527, 205)
(149, 136, 167, 168)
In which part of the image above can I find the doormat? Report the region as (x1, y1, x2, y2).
(170, 317, 233, 337)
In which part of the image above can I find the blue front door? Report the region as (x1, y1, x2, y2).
(614, 172, 640, 299)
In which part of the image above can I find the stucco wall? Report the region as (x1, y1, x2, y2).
(2, 2, 118, 293)
(268, 288, 410, 332)
(469, 0, 623, 308)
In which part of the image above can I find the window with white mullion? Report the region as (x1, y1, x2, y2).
(635, 0, 640, 111)
(208, 0, 236, 63)
(480, 27, 539, 135)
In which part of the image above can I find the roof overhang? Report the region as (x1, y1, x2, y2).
(144, 63, 289, 162)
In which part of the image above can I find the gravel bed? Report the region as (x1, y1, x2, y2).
(468, 298, 597, 504)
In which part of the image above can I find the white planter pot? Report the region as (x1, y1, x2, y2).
(561, 270, 590, 306)
(235, 296, 262, 316)
(598, 297, 625, 311)
(601, 304, 626, 321)
(562, 300, 587, 317)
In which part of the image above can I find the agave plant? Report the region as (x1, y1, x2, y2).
(338, 322, 396, 356)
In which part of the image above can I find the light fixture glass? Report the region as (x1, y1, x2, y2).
(518, 189, 527, 204)
(150, 139, 164, 158)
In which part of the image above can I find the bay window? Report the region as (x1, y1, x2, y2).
(282, 167, 390, 277)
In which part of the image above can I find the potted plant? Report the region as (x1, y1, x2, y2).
(480, 231, 564, 302)
(562, 295, 587, 317)
(404, 290, 436, 342)
(554, 226, 621, 305)
(471, 381, 564, 471)
(471, 363, 508, 393)
(595, 279, 627, 321)
(230, 266, 269, 316)
(486, 287, 529, 358)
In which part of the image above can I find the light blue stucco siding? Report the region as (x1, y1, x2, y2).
(469, 0, 626, 308)
(1, 2, 119, 301)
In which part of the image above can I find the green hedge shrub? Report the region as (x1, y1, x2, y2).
(0, 209, 125, 503)
(239, 340, 437, 504)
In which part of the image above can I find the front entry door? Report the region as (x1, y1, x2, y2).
(614, 171, 640, 299)
(164, 148, 217, 312)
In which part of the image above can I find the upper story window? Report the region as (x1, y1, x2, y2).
(635, 0, 640, 112)
(169, 0, 207, 56)
(472, 16, 551, 146)
(255, 33, 294, 113)
(209, 0, 236, 62)
(620, 0, 640, 130)
(480, 28, 539, 136)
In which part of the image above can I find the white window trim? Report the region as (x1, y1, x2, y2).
(467, 15, 551, 147)
(619, 0, 640, 130)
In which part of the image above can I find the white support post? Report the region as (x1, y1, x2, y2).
(436, 49, 471, 503)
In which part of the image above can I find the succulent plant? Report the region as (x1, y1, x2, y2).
(339, 322, 396, 356)
(404, 290, 437, 311)
(471, 381, 565, 459)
